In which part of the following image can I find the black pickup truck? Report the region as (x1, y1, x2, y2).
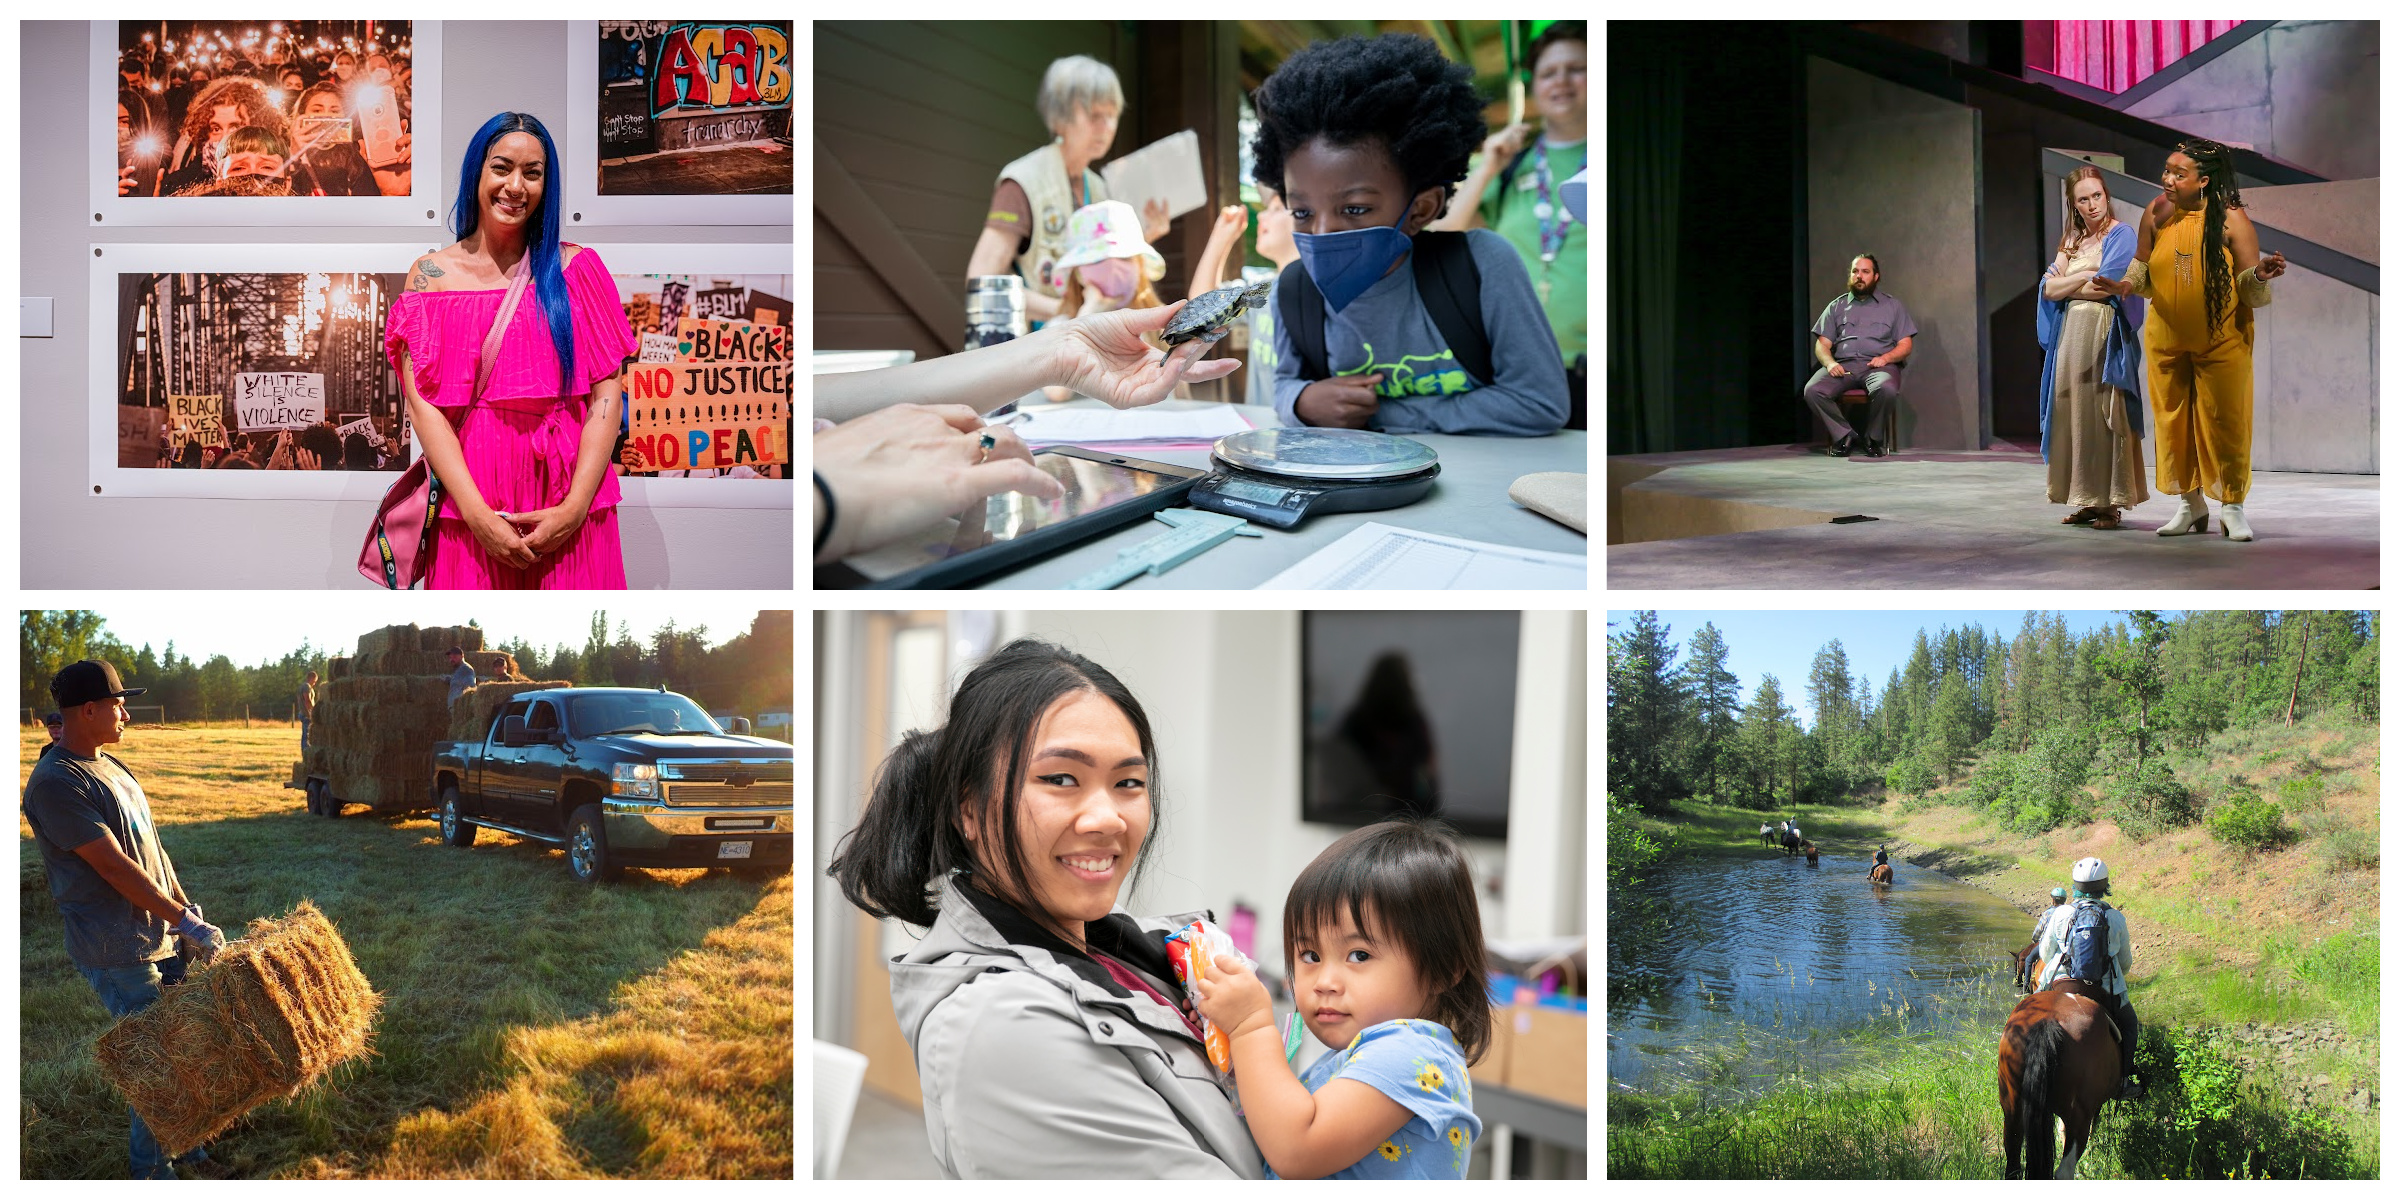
(430, 686, 793, 883)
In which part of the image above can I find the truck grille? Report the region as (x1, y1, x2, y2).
(661, 781, 793, 808)
(660, 762, 793, 784)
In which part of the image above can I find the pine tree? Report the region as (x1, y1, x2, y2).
(1679, 622, 1742, 801)
(1606, 612, 1686, 813)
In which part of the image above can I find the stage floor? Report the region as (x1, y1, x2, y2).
(1608, 445, 2379, 590)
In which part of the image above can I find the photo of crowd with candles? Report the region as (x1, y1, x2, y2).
(113, 270, 413, 472)
(114, 20, 415, 199)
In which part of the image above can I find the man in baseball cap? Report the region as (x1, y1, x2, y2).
(22, 660, 231, 1178)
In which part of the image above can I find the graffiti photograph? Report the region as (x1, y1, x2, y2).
(609, 272, 793, 480)
(595, 20, 791, 197)
(113, 269, 412, 473)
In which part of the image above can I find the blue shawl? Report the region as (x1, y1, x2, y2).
(2035, 221, 2145, 462)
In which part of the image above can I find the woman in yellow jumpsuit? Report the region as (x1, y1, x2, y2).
(2096, 138, 2287, 542)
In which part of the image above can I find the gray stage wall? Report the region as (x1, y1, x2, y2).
(19, 20, 794, 589)
(1806, 56, 1985, 450)
(2125, 20, 2379, 182)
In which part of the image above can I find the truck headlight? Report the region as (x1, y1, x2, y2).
(611, 763, 659, 798)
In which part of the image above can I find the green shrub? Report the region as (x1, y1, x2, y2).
(2105, 759, 2200, 840)
(1884, 756, 1938, 800)
(1964, 751, 2017, 810)
(2110, 1025, 2366, 1178)
(2001, 727, 2098, 835)
(2275, 773, 2328, 813)
(2315, 828, 2377, 871)
(2206, 787, 2294, 852)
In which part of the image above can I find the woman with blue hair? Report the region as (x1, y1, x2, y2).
(383, 112, 637, 587)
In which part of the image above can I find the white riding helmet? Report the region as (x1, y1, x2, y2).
(2072, 857, 2109, 883)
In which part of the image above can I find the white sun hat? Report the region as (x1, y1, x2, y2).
(1047, 200, 1165, 290)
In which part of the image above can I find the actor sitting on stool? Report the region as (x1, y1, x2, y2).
(1803, 253, 1916, 458)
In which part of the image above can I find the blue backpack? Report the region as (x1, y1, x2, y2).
(2062, 899, 2112, 984)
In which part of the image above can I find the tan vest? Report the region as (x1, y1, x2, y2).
(997, 141, 1108, 302)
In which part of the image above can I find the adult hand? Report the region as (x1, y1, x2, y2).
(1867, 355, 1889, 370)
(174, 907, 227, 964)
(813, 404, 1063, 564)
(1043, 302, 1240, 409)
(1826, 362, 1850, 378)
(295, 446, 322, 471)
(1294, 374, 1384, 428)
(510, 502, 588, 558)
(1191, 952, 1277, 1042)
(265, 431, 295, 470)
(1482, 121, 1534, 163)
(2088, 274, 2133, 297)
(466, 506, 538, 570)
(2255, 251, 2287, 280)
(118, 162, 139, 196)
(1141, 197, 1171, 244)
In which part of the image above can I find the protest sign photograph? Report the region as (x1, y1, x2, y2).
(565, 21, 791, 227)
(609, 272, 792, 481)
(110, 266, 413, 476)
(93, 20, 443, 227)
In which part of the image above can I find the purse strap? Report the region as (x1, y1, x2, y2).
(474, 251, 533, 400)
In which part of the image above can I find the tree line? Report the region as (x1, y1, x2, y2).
(1608, 611, 2377, 825)
(20, 610, 794, 727)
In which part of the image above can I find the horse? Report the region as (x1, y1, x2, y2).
(1780, 827, 1803, 857)
(1760, 823, 1779, 847)
(1802, 841, 1819, 863)
(1997, 979, 2121, 1178)
(2008, 946, 2044, 994)
(1868, 862, 1894, 887)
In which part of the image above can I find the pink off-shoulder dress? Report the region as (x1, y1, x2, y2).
(383, 245, 637, 589)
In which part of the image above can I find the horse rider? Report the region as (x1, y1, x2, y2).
(1868, 846, 1894, 884)
(2015, 886, 2071, 990)
(2034, 858, 2141, 1099)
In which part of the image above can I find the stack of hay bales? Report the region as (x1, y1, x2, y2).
(292, 624, 528, 813)
(94, 900, 380, 1155)
(446, 677, 577, 745)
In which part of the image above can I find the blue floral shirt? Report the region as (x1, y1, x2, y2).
(1269, 1018, 1482, 1179)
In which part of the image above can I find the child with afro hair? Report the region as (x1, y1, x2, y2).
(1252, 34, 1569, 436)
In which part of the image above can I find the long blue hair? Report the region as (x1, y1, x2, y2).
(452, 112, 574, 396)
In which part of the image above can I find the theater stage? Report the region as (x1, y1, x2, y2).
(1608, 445, 2379, 590)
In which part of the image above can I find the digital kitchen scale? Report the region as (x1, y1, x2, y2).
(1186, 428, 1441, 530)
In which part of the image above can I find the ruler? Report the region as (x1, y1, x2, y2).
(1065, 509, 1260, 589)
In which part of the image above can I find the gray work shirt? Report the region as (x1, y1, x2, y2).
(447, 663, 477, 705)
(1811, 290, 1919, 362)
(22, 749, 182, 970)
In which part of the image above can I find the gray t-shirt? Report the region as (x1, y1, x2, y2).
(1240, 265, 1283, 411)
(22, 749, 181, 970)
(1271, 229, 1570, 436)
(447, 662, 477, 705)
(1810, 290, 1919, 363)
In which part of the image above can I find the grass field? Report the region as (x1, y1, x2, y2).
(19, 726, 793, 1179)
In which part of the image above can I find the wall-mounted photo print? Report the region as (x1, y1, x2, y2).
(92, 20, 444, 227)
(564, 21, 790, 226)
(609, 272, 792, 480)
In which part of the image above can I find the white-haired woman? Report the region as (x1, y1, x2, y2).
(967, 54, 1170, 325)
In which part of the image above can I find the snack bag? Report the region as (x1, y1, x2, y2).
(1162, 918, 1250, 1073)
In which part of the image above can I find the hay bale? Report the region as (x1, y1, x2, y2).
(355, 625, 415, 656)
(446, 680, 574, 745)
(464, 650, 520, 679)
(326, 656, 350, 681)
(416, 625, 485, 654)
(93, 901, 379, 1156)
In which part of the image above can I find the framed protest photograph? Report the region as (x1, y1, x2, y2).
(563, 20, 794, 227)
(88, 243, 437, 500)
(91, 19, 443, 227)
(595, 243, 794, 510)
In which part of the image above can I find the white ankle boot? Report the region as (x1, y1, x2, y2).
(2157, 496, 2210, 536)
(2220, 503, 2253, 541)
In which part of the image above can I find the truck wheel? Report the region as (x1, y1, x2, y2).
(566, 804, 619, 883)
(304, 779, 325, 816)
(439, 785, 478, 847)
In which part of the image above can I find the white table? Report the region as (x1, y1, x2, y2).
(973, 400, 1588, 589)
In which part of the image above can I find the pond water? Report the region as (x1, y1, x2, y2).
(1608, 851, 2036, 1099)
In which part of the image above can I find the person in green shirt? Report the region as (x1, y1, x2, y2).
(1432, 23, 1586, 422)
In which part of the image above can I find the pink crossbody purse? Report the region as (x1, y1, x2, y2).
(358, 255, 530, 588)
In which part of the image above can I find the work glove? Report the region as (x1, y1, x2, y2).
(173, 905, 227, 964)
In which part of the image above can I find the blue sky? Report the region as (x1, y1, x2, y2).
(1608, 610, 2137, 729)
(67, 599, 779, 668)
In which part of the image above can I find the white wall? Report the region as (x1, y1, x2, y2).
(18, 20, 793, 588)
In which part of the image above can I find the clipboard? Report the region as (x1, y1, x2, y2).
(1101, 130, 1206, 222)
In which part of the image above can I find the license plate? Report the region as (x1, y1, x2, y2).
(717, 841, 753, 859)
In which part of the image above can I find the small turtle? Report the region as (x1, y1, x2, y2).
(1160, 280, 1274, 347)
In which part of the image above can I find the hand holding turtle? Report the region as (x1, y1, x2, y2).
(1045, 301, 1241, 409)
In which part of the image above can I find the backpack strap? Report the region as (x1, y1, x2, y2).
(1275, 259, 1328, 382)
(1410, 231, 1492, 386)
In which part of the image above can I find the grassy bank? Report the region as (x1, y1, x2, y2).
(20, 727, 793, 1179)
(1608, 716, 2379, 1178)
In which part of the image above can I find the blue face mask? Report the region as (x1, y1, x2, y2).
(1292, 204, 1414, 313)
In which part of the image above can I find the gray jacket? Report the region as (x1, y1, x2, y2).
(888, 876, 1265, 1179)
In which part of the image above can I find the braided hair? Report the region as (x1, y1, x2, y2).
(2175, 138, 2244, 334)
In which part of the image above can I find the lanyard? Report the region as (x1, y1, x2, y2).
(1530, 141, 1576, 264)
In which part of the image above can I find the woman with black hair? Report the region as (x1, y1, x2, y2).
(1252, 33, 1570, 436)
(2094, 138, 2286, 541)
(828, 640, 1262, 1178)
(383, 112, 637, 587)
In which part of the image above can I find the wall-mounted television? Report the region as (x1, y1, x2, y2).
(1301, 611, 1518, 839)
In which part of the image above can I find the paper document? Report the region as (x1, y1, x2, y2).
(1015, 405, 1252, 446)
(1259, 522, 1586, 590)
(1101, 130, 1208, 222)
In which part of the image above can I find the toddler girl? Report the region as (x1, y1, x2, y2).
(1194, 819, 1487, 1179)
